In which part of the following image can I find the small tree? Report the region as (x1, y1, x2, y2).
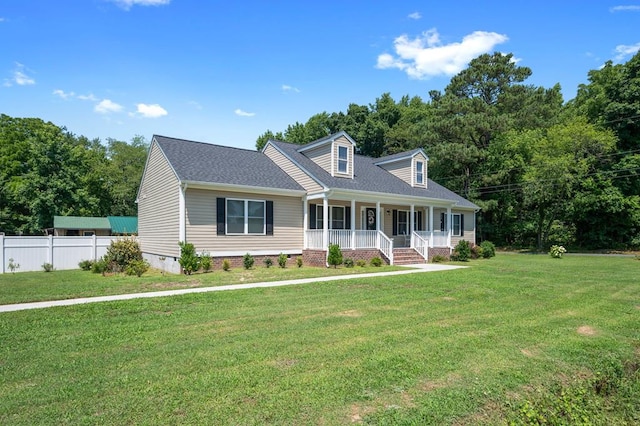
(327, 244, 343, 268)
(451, 240, 471, 262)
(178, 241, 200, 275)
(243, 253, 255, 270)
(278, 253, 288, 268)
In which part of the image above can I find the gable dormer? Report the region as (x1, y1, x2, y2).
(297, 131, 356, 179)
(374, 148, 429, 188)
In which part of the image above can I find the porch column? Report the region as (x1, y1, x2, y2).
(303, 197, 308, 249)
(322, 195, 329, 249)
(376, 201, 381, 248)
(446, 206, 452, 248)
(429, 205, 434, 248)
(410, 204, 415, 248)
(351, 199, 356, 250)
(179, 183, 187, 242)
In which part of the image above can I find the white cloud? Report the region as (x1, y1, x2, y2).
(408, 12, 422, 20)
(614, 42, 640, 60)
(4, 63, 35, 87)
(234, 109, 255, 117)
(110, 0, 170, 10)
(53, 89, 75, 99)
(77, 93, 98, 101)
(136, 103, 168, 118)
(376, 28, 509, 79)
(95, 99, 123, 114)
(188, 100, 203, 110)
(281, 84, 300, 93)
(610, 5, 640, 12)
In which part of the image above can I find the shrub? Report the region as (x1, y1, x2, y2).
(200, 253, 212, 272)
(480, 241, 496, 258)
(243, 253, 255, 270)
(42, 262, 54, 272)
(356, 259, 367, 267)
(91, 258, 108, 274)
(470, 245, 483, 259)
(431, 254, 448, 263)
(178, 241, 200, 275)
(370, 257, 382, 267)
(263, 257, 273, 268)
(104, 238, 143, 273)
(296, 256, 303, 268)
(78, 259, 94, 271)
(278, 253, 288, 268)
(222, 259, 231, 271)
(125, 259, 149, 277)
(327, 244, 343, 268)
(7, 258, 20, 273)
(451, 240, 471, 262)
(549, 245, 567, 258)
(343, 258, 354, 268)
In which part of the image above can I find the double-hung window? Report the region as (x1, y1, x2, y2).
(397, 210, 408, 235)
(331, 206, 345, 229)
(337, 146, 348, 174)
(416, 160, 424, 185)
(452, 213, 462, 236)
(226, 199, 265, 235)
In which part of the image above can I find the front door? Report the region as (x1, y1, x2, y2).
(365, 207, 377, 231)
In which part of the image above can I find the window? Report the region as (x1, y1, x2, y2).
(83, 231, 95, 236)
(416, 160, 424, 185)
(393, 210, 423, 235)
(337, 145, 348, 174)
(397, 210, 408, 235)
(226, 199, 265, 235)
(452, 213, 462, 236)
(309, 204, 351, 229)
(331, 206, 345, 229)
(413, 211, 423, 231)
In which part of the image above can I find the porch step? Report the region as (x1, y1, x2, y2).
(392, 248, 426, 265)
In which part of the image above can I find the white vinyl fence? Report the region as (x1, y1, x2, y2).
(0, 235, 121, 273)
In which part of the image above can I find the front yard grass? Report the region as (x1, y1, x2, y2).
(0, 264, 404, 305)
(1, 254, 638, 424)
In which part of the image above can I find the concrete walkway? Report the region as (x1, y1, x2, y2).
(0, 264, 465, 313)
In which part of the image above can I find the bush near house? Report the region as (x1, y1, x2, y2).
(178, 242, 200, 275)
(451, 240, 471, 262)
(327, 244, 343, 268)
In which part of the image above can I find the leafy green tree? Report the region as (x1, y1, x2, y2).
(104, 136, 148, 216)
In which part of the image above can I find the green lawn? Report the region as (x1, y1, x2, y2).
(1, 254, 638, 424)
(0, 264, 404, 305)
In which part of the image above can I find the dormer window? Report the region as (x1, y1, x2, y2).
(338, 146, 348, 174)
(416, 161, 424, 185)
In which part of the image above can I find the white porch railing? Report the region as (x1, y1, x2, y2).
(304, 229, 393, 263)
(411, 231, 429, 260)
(354, 230, 377, 248)
(378, 232, 393, 264)
(431, 231, 449, 247)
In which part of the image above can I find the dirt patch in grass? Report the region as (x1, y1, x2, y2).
(148, 280, 201, 290)
(419, 372, 462, 392)
(452, 399, 506, 426)
(270, 358, 298, 369)
(577, 325, 597, 336)
(520, 348, 539, 358)
(337, 310, 362, 317)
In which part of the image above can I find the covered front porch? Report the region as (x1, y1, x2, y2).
(302, 193, 456, 265)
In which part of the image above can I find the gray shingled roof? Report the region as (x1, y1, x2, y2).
(374, 148, 427, 164)
(153, 135, 304, 191)
(271, 140, 479, 209)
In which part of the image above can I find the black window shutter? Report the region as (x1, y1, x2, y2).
(392, 210, 398, 235)
(460, 213, 464, 236)
(266, 201, 274, 235)
(417, 211, 423, 231)
(309, 204, 316, 229)
(440, 212, 445, 232)
(217, 198, 226, 235)
(345, 206, 351, 230)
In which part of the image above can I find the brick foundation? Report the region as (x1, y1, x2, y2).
(427, 247, 451, 262)
(207, 254, 302, 270)
(302, 249, 390, 267)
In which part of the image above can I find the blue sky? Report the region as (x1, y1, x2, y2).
(1, 1, 639, 150)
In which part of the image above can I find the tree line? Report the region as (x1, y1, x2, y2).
(256, 52, 640, 250)
(0, 114, 148, 235)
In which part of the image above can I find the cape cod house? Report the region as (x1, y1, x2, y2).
(137, 132, 479, 273)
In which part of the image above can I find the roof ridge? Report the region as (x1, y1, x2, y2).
(153, 135, 260, 153)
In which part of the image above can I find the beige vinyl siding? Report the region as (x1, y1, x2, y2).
(413, 153, 428, 188)
(451, 210, 476, 246)
(304, 143, 331, 172)
(264, 144, 323, 193)
(185, 188, 303, 253)
(332, 137, 353, 178)
(379, 159, 412, 184)
(138, 142, 181, 257)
